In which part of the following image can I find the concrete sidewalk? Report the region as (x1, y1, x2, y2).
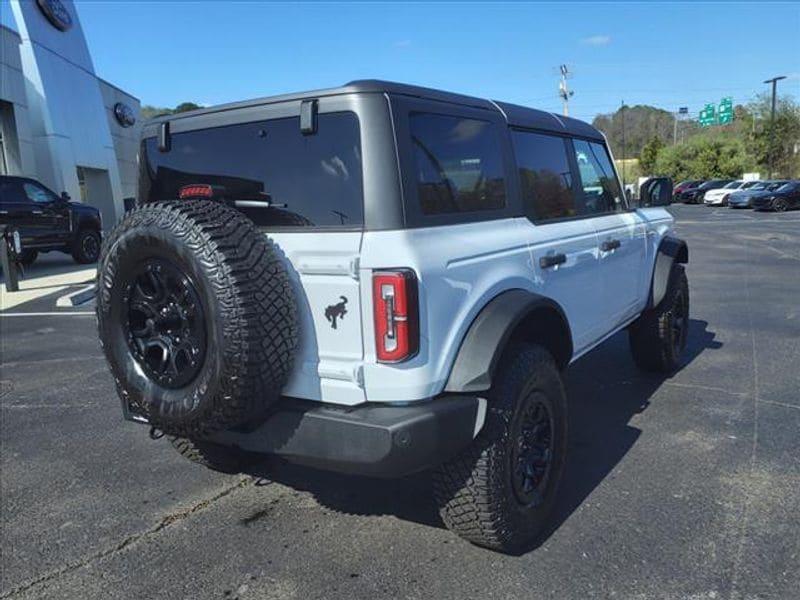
(0, 254, 95, 311)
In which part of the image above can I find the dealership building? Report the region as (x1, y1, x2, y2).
(1, 0, 140, 227)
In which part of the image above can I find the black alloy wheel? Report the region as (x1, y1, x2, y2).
(82, 232, 100, 261)
(73, 228, 101, 263)
(123, 259, 206, 389)
(510, 395, 554, 508)
(670, 284, 689, 357)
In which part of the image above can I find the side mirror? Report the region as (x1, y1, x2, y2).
(638, 178, 673, 207)
(61, 192, 71, 201)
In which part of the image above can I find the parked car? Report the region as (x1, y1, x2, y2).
(681, 179, 734, 204)
(752, 181, 800, 212)
(673, 179, 703, 201)
(703, 180, 761, 206)
(728, 180, 790, 208)
(96, 80, 689, 553)
(0, 176, 102, 265)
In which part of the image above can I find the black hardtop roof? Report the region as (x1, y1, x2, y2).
(147, 79, 605, 141)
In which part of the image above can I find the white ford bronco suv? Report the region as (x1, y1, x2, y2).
(97, 81, 689, 552)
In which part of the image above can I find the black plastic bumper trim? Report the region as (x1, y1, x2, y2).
(205, 395, 482, 478)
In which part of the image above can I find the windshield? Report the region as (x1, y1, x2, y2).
(768, 181, 788, 190)
(775, 182, 797, 193)
(741, 181, 761, 189)
(723, 181, 743, 189)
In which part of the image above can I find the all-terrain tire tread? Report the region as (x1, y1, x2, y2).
(629, 265, 689, 373)
(432, 345, 566, 552)
(96, 200, 298, 437)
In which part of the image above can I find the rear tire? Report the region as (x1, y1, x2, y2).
(629, 265, 689, 373)
(433, 344, 568, 553)
(169, 436, 259, 474)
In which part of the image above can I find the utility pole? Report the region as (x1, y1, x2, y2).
(673, 114, 678, 146)
(558, 65, 574, 117)
(763, 75, 786, 177)
(620, 100, 626, 184)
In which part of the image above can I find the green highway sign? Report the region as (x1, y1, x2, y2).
(699, 103, 717, 127)
(718, 96, 734, 125)
(698, 97, 735, 127)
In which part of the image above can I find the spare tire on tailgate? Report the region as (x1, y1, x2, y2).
(97, 200, 298, 437)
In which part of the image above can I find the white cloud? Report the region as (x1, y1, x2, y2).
(581, 35, 611, 46)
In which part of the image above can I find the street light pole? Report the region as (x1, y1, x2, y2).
(620, 100, 626, 184)
(763, 75, 786, 177)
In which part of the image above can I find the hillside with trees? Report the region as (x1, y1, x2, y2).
(140, 102, 203, 120)
(592, 94, 800, 183)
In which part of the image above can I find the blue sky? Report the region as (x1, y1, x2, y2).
(5, 2, 800, 121)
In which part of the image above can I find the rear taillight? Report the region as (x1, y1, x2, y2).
(372, 270, 419, 363)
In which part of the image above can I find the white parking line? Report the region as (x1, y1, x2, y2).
(0, 312, 95, 317)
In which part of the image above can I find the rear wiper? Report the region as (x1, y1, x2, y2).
(231, 192, 287, 209)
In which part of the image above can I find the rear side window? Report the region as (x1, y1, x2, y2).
(572, 139, 625, 214)
(142, 112, 363, 228)
(409, 113, 506, 215)
(0, 180, 25, 204)
(511, 130, 576, 221)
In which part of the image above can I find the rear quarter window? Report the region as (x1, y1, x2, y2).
(141, 112, 363, 229)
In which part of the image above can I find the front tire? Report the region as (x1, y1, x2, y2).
(433, 344, 568, 553)
(773, 198, 788, 212)
(72, 228, 101, 264)
(629, 265, 689, 373)
(18, 249, 38, 266)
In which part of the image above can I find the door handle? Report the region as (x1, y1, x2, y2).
(31, 210, 43, 215)
(539, 253, 567, 269)
(0, 210, 8, 215)
(600, 239, 621, 252)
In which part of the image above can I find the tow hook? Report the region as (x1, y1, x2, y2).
(149, 426, 165, 440)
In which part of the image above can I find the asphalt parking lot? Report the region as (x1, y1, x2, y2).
(1, 204, 799, 600)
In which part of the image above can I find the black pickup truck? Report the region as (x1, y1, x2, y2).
(0, 176, 102, 265)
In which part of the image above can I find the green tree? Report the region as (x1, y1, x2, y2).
(140, 102, 203, 121)
(639, 136, 665, 175)
(140, 105, 172, 120)
(746, 94, 800, 178)
(654, 137, 754, 182)
(173, 102, 202, 114)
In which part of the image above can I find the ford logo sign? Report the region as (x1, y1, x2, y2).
(36, 0, 73, 32)
(114, 103, 137, 128)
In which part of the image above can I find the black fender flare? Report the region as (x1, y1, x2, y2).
(72, 212, 101, 235)
(649, 236, 688, 309)
(444, 290, 573, 393)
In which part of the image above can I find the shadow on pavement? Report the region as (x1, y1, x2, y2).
(243, 319, 721, 552)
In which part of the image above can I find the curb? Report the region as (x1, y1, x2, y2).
(56, 284, 96, 308)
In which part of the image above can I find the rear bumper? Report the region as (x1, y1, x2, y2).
(196, 396, 484, 478)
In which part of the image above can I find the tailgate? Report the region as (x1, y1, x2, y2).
(268, 231, 366, 406)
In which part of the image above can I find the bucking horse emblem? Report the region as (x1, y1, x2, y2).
(324, 296, 348, 329)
